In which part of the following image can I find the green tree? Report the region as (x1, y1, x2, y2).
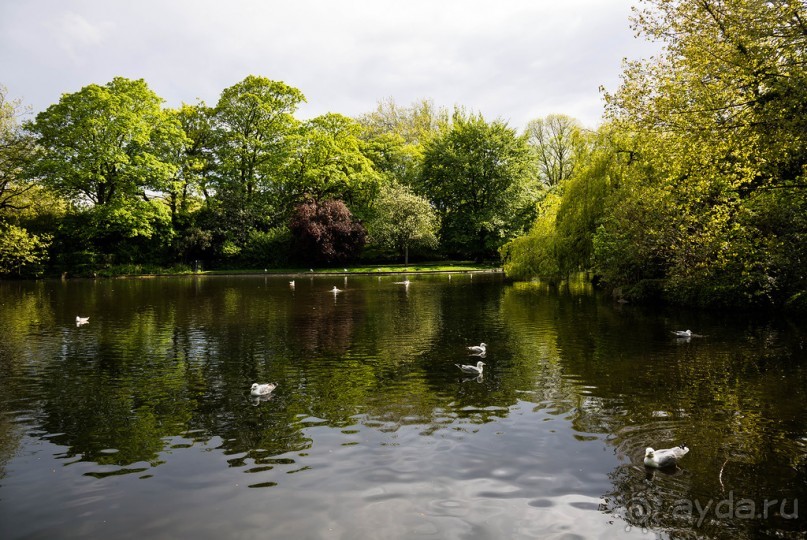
(500, 126, 626, 283)
(0, 223, 51, 277)
(358, 97, 446, 147)
(499, 192, 563, 282)
(419, 110, 535, 260)
(0, 85, 39, 215)
(28, 77, 184, 206)
(280, 113, 379, 217)
(26, 77, 185, 269)
(608, 0, 807, 189)
(367, 182, 439, 264)
(210, 75, 305, 229)
(164, 102, 214, 229)
(597, 0, 807, 306)
(554, 129, 624, 275)
(358, 98, 448, 188)
(0, 85, 55, 276)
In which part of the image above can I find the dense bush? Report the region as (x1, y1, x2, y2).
(0, 224, 51, 278)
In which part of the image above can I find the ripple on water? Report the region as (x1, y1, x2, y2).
(426, 498, 468, 518)
(361, 487, 404, 503)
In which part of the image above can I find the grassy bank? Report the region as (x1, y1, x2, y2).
(203, 261, 501, 276)
(85, 261, 501, 278)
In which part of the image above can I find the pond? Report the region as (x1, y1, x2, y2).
(0, 273, 805, 539)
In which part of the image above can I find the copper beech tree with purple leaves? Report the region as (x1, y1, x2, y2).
(289, 199, 367, 265)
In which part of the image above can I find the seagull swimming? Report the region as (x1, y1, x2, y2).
(467, 343, 487, 354)
(644, 444, 689, 468)
(76, 316, 89, 325)
(331, 286, 342, 294)
(289, 280, 295, 288)
(455, 361, 486, 374)
(250, 382, 278, 396)
(672, 330, 692, 337)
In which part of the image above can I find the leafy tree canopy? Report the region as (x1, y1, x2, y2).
(0, 85, 39, 215)
(28, 77, 186, 206)
(593, 0, 807, 306)
(211, 75, 305, 203)
(419, 109, 536, 259)
(367, 182, 439, 264)
(281, 113, 380, 216)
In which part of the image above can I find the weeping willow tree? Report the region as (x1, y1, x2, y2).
(500, 126, 624, 283)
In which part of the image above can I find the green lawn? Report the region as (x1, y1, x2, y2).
(86, 261, 502, 278)
(203, 261, 500, 275)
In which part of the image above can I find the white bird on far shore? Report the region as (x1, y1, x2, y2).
(672, 329, 706, 338)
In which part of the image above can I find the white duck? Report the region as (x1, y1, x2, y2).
(455, 361, 486, 374)
(467, 342, 487, 354)
(644, 444, 689, 468)
(250, 382, 278, 396)
(76, 316, 90, 325)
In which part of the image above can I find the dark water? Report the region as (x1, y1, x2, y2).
(0, 273, 805, 539)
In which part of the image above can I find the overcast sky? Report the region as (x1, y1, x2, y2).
(0, 0, 658, 131)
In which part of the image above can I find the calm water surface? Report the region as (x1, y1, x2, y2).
(0, 273, 805, 539)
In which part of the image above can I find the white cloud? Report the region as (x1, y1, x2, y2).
(58, 12, 108, 45)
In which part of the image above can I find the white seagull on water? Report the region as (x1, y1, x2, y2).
(672, 329, 705, 338)
(250, 383, 278, 396)
(644, 444, 689, 468)
(467, 342, 487, 354)
(455, 361, 486, 374)
(76, 316, 89, 325)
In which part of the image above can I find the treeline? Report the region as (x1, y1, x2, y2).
(1, 0, 806, 310)
(0, 76, 543, 276)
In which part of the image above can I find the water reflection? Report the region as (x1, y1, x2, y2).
(0, 275, 805, 539)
